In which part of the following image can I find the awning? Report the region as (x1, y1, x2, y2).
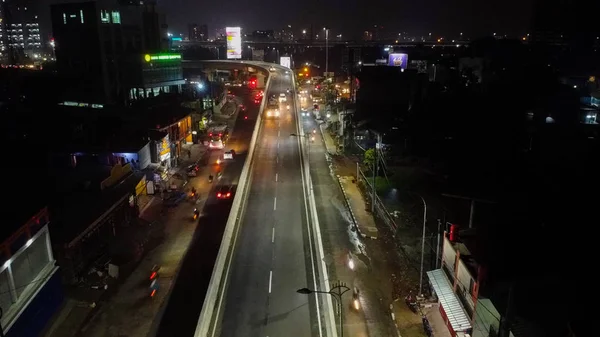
(427, 269, 472, 332)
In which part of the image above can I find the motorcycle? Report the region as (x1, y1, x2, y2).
(352, 287, 361, 311)
(347, 252, 355, 271)
(405, 293, 419, 313)
(149, 265, 160, 298)
(193, 208, 200, 220)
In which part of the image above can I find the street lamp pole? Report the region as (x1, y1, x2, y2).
(324, 28, 329, 77)
(297, 281, 351, 337)
(418, 194, 427, 297)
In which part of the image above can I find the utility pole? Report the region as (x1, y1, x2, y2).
(418, 195, 427, 296)
(499, 283, 514, 337)
(371, 133, 381, 213)
(324, 28, 329, 77)
(435, 218, 442, 269)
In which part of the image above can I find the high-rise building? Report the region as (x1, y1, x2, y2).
(215, 28, 226, 40)
(188, 23, 199, 41)
(0, 0, 42, 64)
(199, 24, 208, 41)
(50, 0, 180, 105)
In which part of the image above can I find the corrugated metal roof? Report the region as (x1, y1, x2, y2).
(427, 269, 472, 332)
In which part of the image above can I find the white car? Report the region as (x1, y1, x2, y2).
(279, 93, 287, 102)
(223, 150, 235, 160)
(269, 67, 276, 72)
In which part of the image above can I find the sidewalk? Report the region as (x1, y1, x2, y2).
(319, 122, 338, 155)
(338, 175, 379, 239)
(43, 143, 210, 337)
(390, 299, 451, 337)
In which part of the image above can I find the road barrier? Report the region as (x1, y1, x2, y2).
(293, 74, 338, 337)
(194, 65, 272, 337)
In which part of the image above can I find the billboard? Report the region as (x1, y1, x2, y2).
(226, 27, 242, 59)
(280, 56, 291, 68)
(388, 53, 408, 69)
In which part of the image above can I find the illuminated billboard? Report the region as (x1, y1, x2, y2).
(226, 27, 242, 59)
(388, 53, 408, 69)
(280, 56, 291, 68)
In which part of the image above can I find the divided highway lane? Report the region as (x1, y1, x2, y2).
(220, 74, 320, 337)
(154, 87, 259, 337)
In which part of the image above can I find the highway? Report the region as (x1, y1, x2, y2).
(154, 86, 259, 337)
(219, 73, 321, 336)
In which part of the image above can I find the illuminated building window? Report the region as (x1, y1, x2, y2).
(80, 10, 84, 24)
(100, 10, 110, 23)
(111, 11, 121, 24)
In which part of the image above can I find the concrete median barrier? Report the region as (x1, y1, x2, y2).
(194, 65, 272, 337)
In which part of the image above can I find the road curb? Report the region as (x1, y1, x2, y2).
(335, 175, 377, 240)
(389, 303, 403, 337)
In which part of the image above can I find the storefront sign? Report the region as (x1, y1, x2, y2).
(144, 53, 181, 62)
(59, 101, 104, 109)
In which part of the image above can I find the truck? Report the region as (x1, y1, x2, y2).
(207, 125, 229, 149)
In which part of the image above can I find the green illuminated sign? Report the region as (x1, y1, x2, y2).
(144, 53, 181, 62)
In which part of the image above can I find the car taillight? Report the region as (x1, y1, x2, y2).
(150, 271, 157, 280)
(244, 116, 248, 119)
(217, 193, 222, 198)
(226, 192, 231, 197)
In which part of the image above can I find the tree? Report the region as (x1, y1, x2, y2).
(363, 148, 375, 171)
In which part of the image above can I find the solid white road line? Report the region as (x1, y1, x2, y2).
(272, 227, 275, 243)
(275, 173, 278, 182)
(273, 197, 277, 210)
(268, 270, 273, 293)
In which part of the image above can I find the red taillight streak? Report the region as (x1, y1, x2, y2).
(150, 289, 157, 297)
(150, 271, 157, 280)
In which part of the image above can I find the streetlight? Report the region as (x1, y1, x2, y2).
(302, 29, 307, 39)
(323, 27, 329, 77)
(297, 281, 351, 337)
(417, 194, 427, 297)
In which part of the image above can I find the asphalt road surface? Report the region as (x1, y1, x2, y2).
(154, 86, 259, 337)
(219, 73, 320, 337)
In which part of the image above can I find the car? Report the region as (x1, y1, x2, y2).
(301, 108, 309, 117)
(186, 164, 199, 177)
(239, 104, 246, 111)
(223, 150, 235, 160)
(269, 67, 276, 72)
(216, 185, 233, 200)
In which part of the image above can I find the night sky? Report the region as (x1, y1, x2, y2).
(159, 0, 534, 38)
(38, 0, 535, 41)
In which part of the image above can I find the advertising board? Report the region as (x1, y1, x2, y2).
(226, 27, 242, 59)
(388, 53, 408, 69)
(279, 56, 291, 68)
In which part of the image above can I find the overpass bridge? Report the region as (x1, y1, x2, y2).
(174, 39, 469, 50)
